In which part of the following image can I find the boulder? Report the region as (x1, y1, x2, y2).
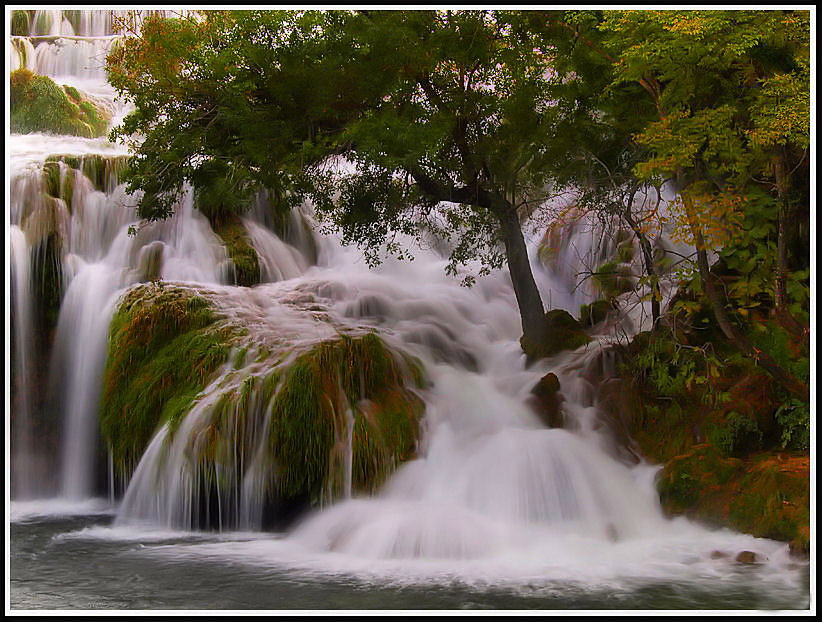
(528, 372, 564, 428)
(521, 309, 591, 362)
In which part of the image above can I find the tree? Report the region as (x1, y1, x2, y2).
(513, 9, 809, 399)
(592, 10, 810, 400)
(109, 10, 589, 351)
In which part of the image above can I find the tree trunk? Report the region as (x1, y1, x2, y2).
(498, 206, 548, 349)
(772, 153, 807, 343)
(624, 207, 660, 325)
(692, 228, 809, 402)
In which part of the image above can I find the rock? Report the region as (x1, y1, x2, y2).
(735, 551, 759, 564)
(593, 377, 643, 465)
(521, 309, 591, 362)
(710, 550, 728, 559)
(211, 215, 261, 287)
(528, 372, 564, 428)
(11, 69, 109, 137)
(579, 299, 615, 328)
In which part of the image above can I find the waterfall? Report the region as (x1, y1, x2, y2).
(10, 227, 36, 498)
(8, 11, 806, 600)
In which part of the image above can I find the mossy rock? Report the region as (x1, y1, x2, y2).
(658, 444, 745, 518)
(593, 260, 634, 300)
(101, 283, 426, 521)
(31, 232, 64, 349)
(579, 299, 614, 328)
(10, 69, 110, 137)
(267, 333, 425, 502)
(211, 215, 261, 287)
(100, 284, 240, 476)
(45, 154, 129, 193)
(12, 10, 32, 36)
(528, 372, 563, 428)
(658, 445, 809, 556)
(521, 309, 591, 361)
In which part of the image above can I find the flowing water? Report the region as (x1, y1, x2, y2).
(7, 10, 811, 612)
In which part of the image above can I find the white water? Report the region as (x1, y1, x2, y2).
(8, 10, 808, 605)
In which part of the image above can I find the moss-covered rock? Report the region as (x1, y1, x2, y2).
(266, 333, 425, 502)
(11, 69, 110, 138)
(12, 10, 32, 36)
(579, 299, 615, 328)
(521, 309, 591, 361)
(100, 284, 240, 476)
(101, 283, 426, 525)
(658, 446, 810, 556)
(45, 154, 129, 193)
(603, 324, 810, 555)
(527, 372, 564, 428)
(211, 215, 261, 287)
(593, 260, 635, 300)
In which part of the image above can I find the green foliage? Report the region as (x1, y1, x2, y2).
(774, 399, 810, 451)
(10, 69, 108, 137)
(707, 411, 763, 457)
(107, 10, 585, 279)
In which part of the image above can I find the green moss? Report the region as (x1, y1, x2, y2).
(658, 446, 809, 555)
(101, 281, 425, 516)
(45, 154, 129, 192)
(100, 284, 239, 476)
(593, 260, 634, 299)
(211, 216, 261, 287)
(11, 69, 109, 138)
(658, 444, 745, 519)
(727, 455, 810, 555)
(31, 233, 64, 348)
(63, 85, 82, 102)
(579, 299, 614, 327)
(268, 333, 424, 502)
(12, 10, 32, 36)
(43, 161, 62, 198)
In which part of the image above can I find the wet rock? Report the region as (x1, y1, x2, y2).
(735, 551, 759, 564)
(593, 377, 643, 465)
(710, 550, 728, 559)
(521, 309, 591, 361)
(579, 299, 615, 328)
(528, 372, 564, 428)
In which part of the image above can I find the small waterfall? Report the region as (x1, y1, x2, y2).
(53, 264, 122, 499)
(10, 227, 37, 498)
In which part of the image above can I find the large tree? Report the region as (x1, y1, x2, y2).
(108, 9, 600, 352)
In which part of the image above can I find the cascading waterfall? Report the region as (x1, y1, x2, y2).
(9, 10, 808, 606)
(10, 10, 304, 501)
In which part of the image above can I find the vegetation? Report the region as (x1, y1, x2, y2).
(45, 154, 129, 193)
(101, 9, 809, 541)
(100, 284, 240, 476)
(267, 333, 425, 502)
(100, 282, 425, 512)
(106, 10, 608, 350)
(11, 69, 110, 137)
(209, 215, 261, 287)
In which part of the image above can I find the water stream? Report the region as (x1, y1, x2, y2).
(8, 10, 811, 611)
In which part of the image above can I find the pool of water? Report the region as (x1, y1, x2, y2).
(9, 511, 811, 612)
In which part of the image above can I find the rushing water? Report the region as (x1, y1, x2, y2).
(7, 10, 812, 612)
